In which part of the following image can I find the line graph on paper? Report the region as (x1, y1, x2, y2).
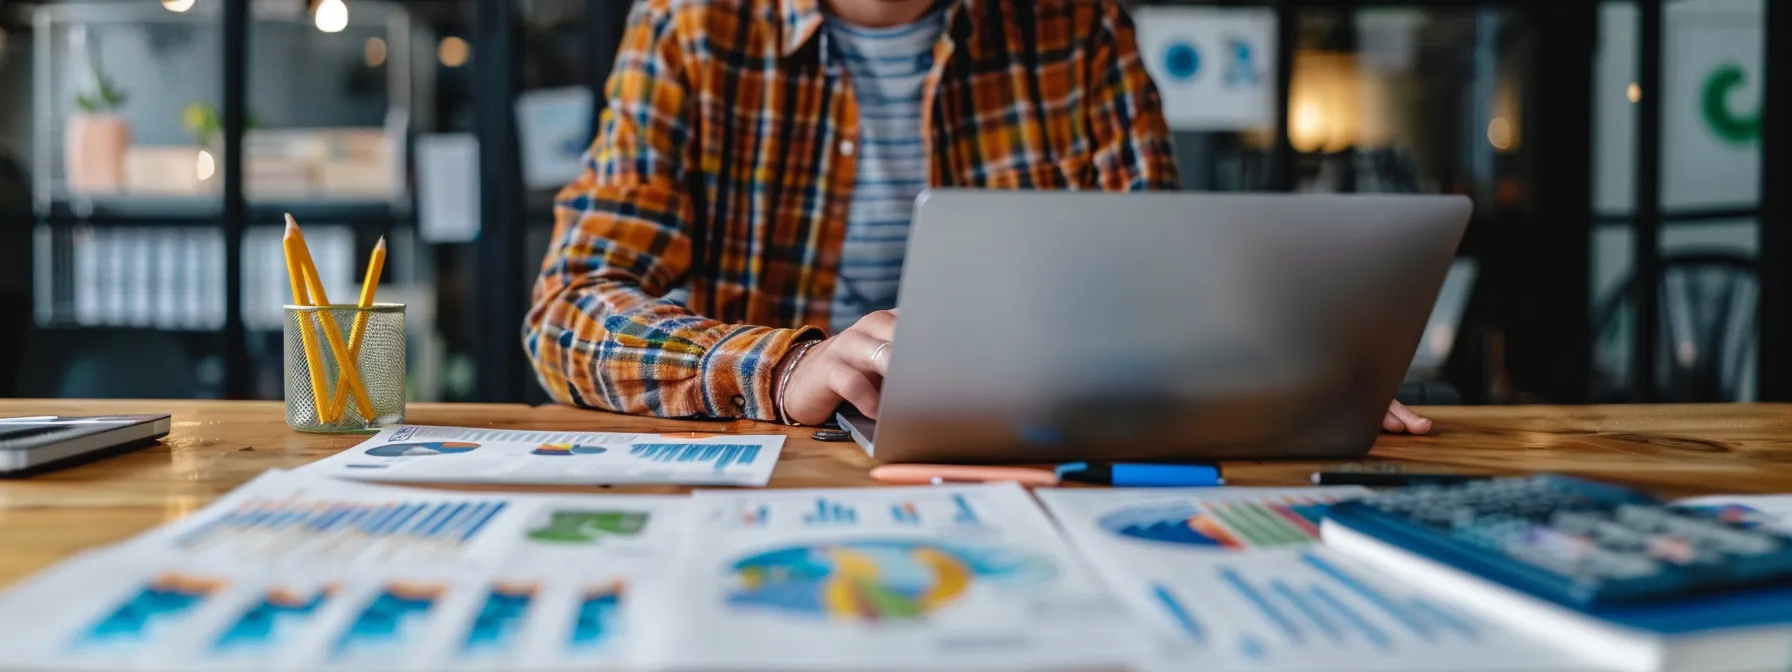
(175, 497, 508, 565)
(1141, 552, 1507, 666)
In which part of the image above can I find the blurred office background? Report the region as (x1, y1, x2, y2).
(0, 0, 1784, 406)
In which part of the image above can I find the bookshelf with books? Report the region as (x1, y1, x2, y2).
(22, 0, 429, 400)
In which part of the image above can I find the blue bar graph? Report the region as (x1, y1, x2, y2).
(463, 589, 532, 654)
(407, 503, 451, 534)
(630, 443, 761, 471)
(1300, 553, 1433, 640)
(1408, 598, 1478, 640)
(741, 505, 769, 526)
(426, 503, 471, 536)
(214, 589, 329, 652)
(171, 497, 508, 559)
(1218, 567, 1302, 642)
(335, 587, 439, 657)
(571, 588, 621, 651)
(951, 494, 980, 526)
(359, 504, 399, 534)
(802, 498, 857, 525)
(1239, 634, 1267, 661)
(321, 507, 364, 534)
(1150, 583, 1204, 642)
(892, 502, 921, 524)
(438, 503, 491, 540)
(306, 506, 353, 533)
(1306, 585, 1391, 650)
(461, 503, 507, 540)
(82, 577, 220, 646)
(1272, 579, 1342, 643)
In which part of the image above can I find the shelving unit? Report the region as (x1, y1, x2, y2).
(26, 0, 423, 399)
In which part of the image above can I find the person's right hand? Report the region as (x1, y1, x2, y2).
(774, 309, 896, 426)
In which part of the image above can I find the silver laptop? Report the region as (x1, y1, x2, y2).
(837, 190, 1471, 463)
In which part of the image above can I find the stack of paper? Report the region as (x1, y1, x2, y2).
(1036, 487, 1585, 671)
(22, 470, 1786, 671)
(0, 471, 687, 671)
(297, 425, 787, 487)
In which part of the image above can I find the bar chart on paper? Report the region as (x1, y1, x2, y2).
(1136, 551, 1509, 668)
(175, 497, 509, 564)
(300, 426, 787, 486)
(1036, 488, 1573, 671)
(728, 489, 998, 529)
(628, 443, 763, 471)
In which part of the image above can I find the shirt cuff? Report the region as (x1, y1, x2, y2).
(700, 324, 826, 421)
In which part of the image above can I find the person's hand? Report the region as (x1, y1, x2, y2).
(1383, 400, 1432, 434)
(774, 310, 896, 425)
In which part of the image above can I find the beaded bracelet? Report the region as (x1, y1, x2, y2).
(775, 340, 820, 426)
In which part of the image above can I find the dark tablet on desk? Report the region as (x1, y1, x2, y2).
(0, 414, 172, 477)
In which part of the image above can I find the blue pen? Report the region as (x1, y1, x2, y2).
(1056, 462, 1225, 487)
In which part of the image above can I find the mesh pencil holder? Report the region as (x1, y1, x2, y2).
(284, 304, 406, 432)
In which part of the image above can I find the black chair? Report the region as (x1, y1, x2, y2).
(1592, 252, 1758, 402)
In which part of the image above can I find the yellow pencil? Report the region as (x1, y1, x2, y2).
(285, 214, 376, 422)
(328, 236, 386, 416)
(282, 222, 335, 422)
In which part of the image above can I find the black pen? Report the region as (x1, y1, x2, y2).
(1309, 472, 1490, 487)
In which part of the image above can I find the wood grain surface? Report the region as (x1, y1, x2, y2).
(2, 399, 1791, 588)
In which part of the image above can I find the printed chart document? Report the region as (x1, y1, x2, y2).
(1036, 487, 1586, 672)
(639, 483, 1150, 671)
(0, 470, 689, 672)
(297, 424, 784, 486)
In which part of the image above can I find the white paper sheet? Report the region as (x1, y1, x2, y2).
(415, 134, 480, 244)
(296, 424, 785, 487)
(0, 471, 690, 672)
(637, 483, 1151, 671)
(1035, 487, 1586, 672)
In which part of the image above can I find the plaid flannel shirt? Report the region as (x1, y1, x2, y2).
(525, 0, 1179, 419)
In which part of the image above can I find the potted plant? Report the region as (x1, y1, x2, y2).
(65, 63, 130, 195)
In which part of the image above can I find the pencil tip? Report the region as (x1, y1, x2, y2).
(375, 236, 386, 250)
(284, 213, 298, 235)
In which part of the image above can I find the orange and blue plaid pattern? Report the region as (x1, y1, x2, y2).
(525, 0, 1179, 419)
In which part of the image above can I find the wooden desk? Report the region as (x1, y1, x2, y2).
(3, 399, 1792, 588)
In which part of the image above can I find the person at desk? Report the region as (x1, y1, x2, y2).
(524, 0, 1434, 435)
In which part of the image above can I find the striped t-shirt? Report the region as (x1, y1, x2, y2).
(824, 11, 946, 334)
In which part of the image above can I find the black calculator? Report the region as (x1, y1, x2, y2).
(1323, 475, 1792, 608)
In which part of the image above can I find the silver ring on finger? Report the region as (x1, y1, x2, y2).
(870, 341, 891, 366)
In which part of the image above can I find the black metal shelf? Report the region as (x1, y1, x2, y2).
(39, 196, 411, 228)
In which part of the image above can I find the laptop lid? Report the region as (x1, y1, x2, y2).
(865, 191, 1471, 463)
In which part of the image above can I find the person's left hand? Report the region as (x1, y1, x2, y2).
(1382, 400, 1432, 435)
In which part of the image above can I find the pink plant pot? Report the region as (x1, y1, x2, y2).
(66, 113, 131, 194)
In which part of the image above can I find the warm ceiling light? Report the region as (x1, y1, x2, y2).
(1487, 116, 1514, 151)
(196, 150, 216, 182)
(365, 36, 387, 67)
(162, 0, 196, 13)
(438, 36, 470, 68)
(314, 0, 348, 33)
(1627, 82, 1642, 103)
